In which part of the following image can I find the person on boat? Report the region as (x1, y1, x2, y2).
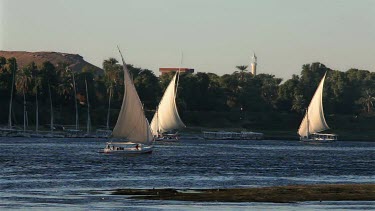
(135, 144, 139, 150)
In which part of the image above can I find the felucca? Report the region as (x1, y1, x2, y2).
(150, 71, 186, 141)
(102, 48, 154, 154)
(298, 71, 338, 142)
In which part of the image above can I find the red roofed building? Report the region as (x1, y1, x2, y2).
(159, 67, 194, 75)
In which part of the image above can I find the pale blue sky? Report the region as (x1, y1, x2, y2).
(1, 0, 374, 79)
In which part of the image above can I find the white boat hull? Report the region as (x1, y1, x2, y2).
(155, 134, 179, 142)
(101, 142, 153, 154)
(300, 133, 338, 142)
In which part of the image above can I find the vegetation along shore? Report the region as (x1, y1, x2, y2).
(0, 51, 375, 140)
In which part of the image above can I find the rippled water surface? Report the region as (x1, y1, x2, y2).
(0, 138, 374, 210)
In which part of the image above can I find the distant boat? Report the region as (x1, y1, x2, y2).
(298, 72, 338, 142)
(150, 71, 186, 141)
(202, 131, 263, 140)
(102, 48, 154, 154)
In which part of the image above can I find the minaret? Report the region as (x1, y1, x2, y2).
(251, 53, 257, 76)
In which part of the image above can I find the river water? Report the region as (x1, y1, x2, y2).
(0, 138, 374, 210)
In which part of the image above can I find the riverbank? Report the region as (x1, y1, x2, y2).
(183, 127, 375, 142)
(112, 184, 375, 203)
(1, 124, 374, 142)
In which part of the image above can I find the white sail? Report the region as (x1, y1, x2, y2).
(150, 72, 186, 135)
(298, 72, 329, 137)
(112, 49, 153, 145)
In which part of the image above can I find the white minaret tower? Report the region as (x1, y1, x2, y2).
(251, 52, 257, 76)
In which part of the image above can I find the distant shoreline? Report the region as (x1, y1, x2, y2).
(184, 127, 375, 142)
(111, 184, 375, 203)
(1, 126, 375, 142)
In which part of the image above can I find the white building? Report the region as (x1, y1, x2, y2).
(251, 53, 257, 75)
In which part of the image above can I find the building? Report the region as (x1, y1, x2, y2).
(250, 53, 257, 75)
(159, 67, 194, 75)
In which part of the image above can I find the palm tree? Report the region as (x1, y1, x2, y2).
(32, 75, 42, 133)
(15, 67, 32, 132)
(59, 68, 79, 130)
(58, 76, 73, 100)
(356, 89, 375, 113)
(236, 65, 248, 81)
(7, 58, 17, 128)
(103, 58, 120, 130)
(27, 62, 41, 133)
(37, 61, 58, 133)
(69, 68, 79, 130)
(236, 65, 248, 72)
(48, 80, 54, 133)
(33, 77, 42, 133)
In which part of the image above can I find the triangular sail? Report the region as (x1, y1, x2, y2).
(298, 72, 330, 137)
(150, 72, 186, 135)
(112, 49, 153, 145)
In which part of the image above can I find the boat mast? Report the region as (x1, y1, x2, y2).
(23, 89, 26, 132)
(48, 81, 54, 133)
(106, 84, 112, 130)
(8, 60, 16, 128)
(66, 67, 79, 130)
(35, 84, 39, 134)
(72, 71, 79, 130)
(146, 119, 149, 145)
(85, 78, 91, 134)
(306, 108, 309, 139)
(175, 51, 183, 95)
(156, 106, 159, 136)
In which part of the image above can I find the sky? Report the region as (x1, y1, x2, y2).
(1, 0, 375, 79)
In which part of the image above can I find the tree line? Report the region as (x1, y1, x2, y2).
(0, 56, 374, 129)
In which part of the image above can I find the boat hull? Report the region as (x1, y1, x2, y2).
(154, 132, 180, 141)
(203, 131, 264, 140)
(101, 142, 153, 154)
(300, 133, 338, 142)
(101, 147, 153, 154)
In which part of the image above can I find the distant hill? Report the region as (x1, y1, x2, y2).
(0, 51, 104, 75)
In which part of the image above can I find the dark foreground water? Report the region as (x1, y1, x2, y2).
(0, 138, 374, 210)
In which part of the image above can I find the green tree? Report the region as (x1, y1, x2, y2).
(57, 70, 74, 101)
(15, 67, 32, 130)
(221, 73, 240, 108)
(103, 58, 121, 129)
(5, 58, 18, 127)
(356, 89, 375, 113)
(291, 94, 305, 114)
(0, 57, 6, 69)
(206, 73, 228, 111)
(31, 69, 42, 132)
(236, 65, 248, 81)
(39, 61, 58, 101)
(277, 74, 300, 111)
(255, 74, 282, 108)
(133, 69, 159, 109)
